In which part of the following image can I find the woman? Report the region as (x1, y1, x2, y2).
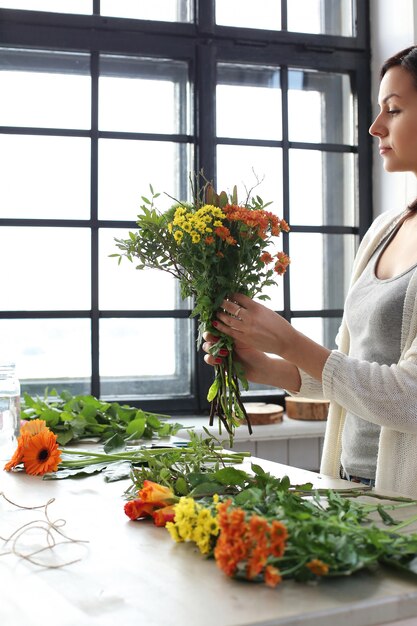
(203, 45, 417, 498)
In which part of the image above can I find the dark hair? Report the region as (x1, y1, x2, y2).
(381, 45, 417, 86)
(381, 46, 417, 213)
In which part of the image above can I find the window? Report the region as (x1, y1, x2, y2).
(0, 1, 372, 413)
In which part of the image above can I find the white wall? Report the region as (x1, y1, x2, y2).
(370, 0, 417, 216)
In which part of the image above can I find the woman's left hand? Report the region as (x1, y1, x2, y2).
(212, 292, 295, 358)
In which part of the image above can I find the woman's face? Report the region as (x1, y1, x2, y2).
(369, 65, 417, 176)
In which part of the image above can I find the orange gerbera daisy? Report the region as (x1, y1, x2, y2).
(20, 418, 48, 436)
(21, 430, 61, 476)
(3, 432, 30, 471)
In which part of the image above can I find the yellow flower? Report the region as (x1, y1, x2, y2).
(166, 522, 183, 543)
(168, 222, 173, 233)
(173, 215, 185, 226)
(213, 220, 223, 227)
(191, 232, 201, 244)
(174, 230, 183, 243)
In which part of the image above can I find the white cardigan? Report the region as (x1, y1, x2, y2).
(297, 208, 417, 497)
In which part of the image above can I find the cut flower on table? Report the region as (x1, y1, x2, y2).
(124, 480, 178, 527)
(4, 424, 250, 482)
(125, 465, 417, 589)
(112, 174, 290, 441)
(4, 419, 61, 475)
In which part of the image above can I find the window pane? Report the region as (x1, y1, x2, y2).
(98, 139, 192, 220)
(0, 135, 90, 219)
(216, 145, 283, 214)
(100, 228, 188, 311)
(215, 0, 281, 30)
(0, 49, 91, 129)
(289, 150, 357, 226)
(288, 70, 355, 145)
(0, 227, 91, 310)
(99, 55, 192, 134)
(0, 0, 92, 13)
(100, 318, 192, 399)
(290, 233, 356, 310)
(287, 0, 354, 37)
(0, 319, 91, 394)
(100, 0, 193, 22)
(217, 64, 281, 140)
(292, 317, 341, 350)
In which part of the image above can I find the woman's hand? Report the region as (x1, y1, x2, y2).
(202, 331, 302, 392)
(212, 293, 295, 358)
(202, 332, 275, 385)
(209, 292, 331, 383)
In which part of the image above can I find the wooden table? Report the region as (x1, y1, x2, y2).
(1, 455, 417, 626)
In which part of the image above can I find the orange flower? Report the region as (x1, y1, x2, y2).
(270, 520, 288, 558)
(214, 502, 289, 586)
(274, 251, 290, 275)
(151, 504, 176, 527)
(21, 430, 61, 476)
(3, 432, 30, 471)
(139, 480, 176, 505)
(124, 499, 157, 521)
(306, 559, 329, 576)
(246, 545, 268, 579)
(249, 514, 269, 538)
(214, 225, 231, 241)
(260, 252, 274, 264)
(4, 419, 50, 471)
(125, 482, 178, 525)
(264, 565, 282, 588)
(21, 418, 48, 436)
(204, 236, 215, 245)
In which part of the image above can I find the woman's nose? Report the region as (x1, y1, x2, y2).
(369, 112, 385, 137)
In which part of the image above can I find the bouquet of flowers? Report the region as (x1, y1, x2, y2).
(113, 174, 290, 440)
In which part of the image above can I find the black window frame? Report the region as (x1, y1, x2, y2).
(0, 0, 372, 415)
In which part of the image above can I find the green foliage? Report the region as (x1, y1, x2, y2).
(42, 431, 251, 483)
(215, 467, 417, 582)
(22, 389, 184, 451)
(125, 431, 251, 497)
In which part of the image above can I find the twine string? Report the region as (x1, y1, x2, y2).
(0, 491, 89, 569)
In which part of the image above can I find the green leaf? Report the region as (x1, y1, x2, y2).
(103, 433, 126, 453)
(175, 476, 189, 495)
(213, 467, 249, 486)
(251, 463, 266, 476)
(43, 462, 109, 480)
(126, 417, 146, 439)
(189, 482, 226, 497)
(207, 378, 219, 402)
(56, 429, 74, 446)
(60, 411, 75, 422)
(103, 461, 132, 482)
(146, 414, 162, 429)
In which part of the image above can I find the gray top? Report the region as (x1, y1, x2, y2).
(341, 229, 417, 479)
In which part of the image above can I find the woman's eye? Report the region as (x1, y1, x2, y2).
(388, 109, 401, 115)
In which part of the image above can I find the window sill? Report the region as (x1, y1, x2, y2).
(173, 414, 326, 442)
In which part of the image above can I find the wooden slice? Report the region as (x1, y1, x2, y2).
(285, 397, 329, 421)
(242, 402, 284, 425)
